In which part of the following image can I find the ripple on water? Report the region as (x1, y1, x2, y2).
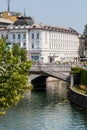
(0, 80, 87, 130)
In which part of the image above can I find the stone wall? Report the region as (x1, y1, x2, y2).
(68, 87, 87, 109)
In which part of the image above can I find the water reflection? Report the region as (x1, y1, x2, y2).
(0, 79, 87, 130)
(46, 78, 68, 99)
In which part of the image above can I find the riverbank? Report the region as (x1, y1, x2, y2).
(68, 87, 87, 109)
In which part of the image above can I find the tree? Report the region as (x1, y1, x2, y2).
(83, 24, 87, 41)
(0, 40, 32, 112)
(20, 48, 27, 62)
(84, 24, 87, 34)
(12, 43, 20, 56)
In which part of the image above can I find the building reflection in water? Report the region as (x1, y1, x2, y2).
(46, 77, 68, 99)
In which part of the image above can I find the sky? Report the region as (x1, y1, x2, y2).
(0, 0, 87, 34)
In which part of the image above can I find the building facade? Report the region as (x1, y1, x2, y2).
(0, 16, 80, 63)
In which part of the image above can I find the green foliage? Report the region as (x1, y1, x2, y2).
(12, 43, 20, 58)
(20, 48, 27, 62)
(80, 69, 87, 86)
(0, 40, 32, 110)
(84, 24, 87, 32)
(84, 24, 87, 35)
(71, 67, 83, 74)
(71, 67, 87, 87)
(73, 86, 87, 95)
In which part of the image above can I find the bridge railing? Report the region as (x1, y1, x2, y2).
(30, 65, 42, 71)
(30, 64, 71, 72)
(42, 65, 71, 72)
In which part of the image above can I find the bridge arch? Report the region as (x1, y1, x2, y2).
(31, 75, 48, 89)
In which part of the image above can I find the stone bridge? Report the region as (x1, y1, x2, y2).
(29, 65, 71, 83)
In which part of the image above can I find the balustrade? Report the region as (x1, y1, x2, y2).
(30, 65, 71, 72)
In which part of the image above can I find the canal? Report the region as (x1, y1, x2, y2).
(0, 79, 87, 130)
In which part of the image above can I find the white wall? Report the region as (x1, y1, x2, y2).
(0, 27, 80, 63)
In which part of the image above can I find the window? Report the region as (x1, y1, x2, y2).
(1, 34, 3, 38)
(37, 46, 39, 49)
(13, 34, 15, 39)
(23, 33, 26, 39)
(32, 44, 34, 48)
(32, 34, 34, 39)
(18, 34, 20, 39)
(31, 56, 39, 61)
(6, 34, 8, 39)
(37, 34, 39, 39)
(33, 26, 36, 28)
(18, 43, 20, 47)
(23, 43, 26, 47)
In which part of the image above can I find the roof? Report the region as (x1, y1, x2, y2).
(9, 16, 79, 35)
(13, 16, 34, 26)
(30, 22, 79, 34)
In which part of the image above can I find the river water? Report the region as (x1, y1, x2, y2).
(0, 79, 87, 130)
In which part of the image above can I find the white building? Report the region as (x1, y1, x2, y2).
(0, 16, 80, 63)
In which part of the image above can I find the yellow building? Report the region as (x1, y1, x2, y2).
(0, 11, 21, 22)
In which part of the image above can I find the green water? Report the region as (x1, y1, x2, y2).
(0, 80, 87, 130)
